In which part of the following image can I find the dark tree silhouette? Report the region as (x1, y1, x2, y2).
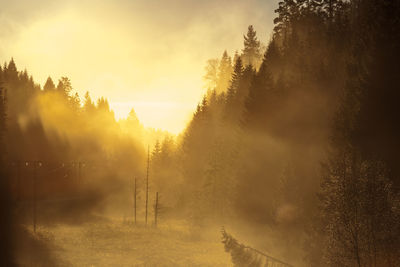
(242, 25, 262, 68)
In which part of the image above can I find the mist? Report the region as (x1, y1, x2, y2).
(1, 0, 400, 266)
(0, 0, 277, 133)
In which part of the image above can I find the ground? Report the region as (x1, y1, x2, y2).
(16, 218, 232, 266)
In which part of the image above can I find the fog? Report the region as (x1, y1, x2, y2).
(1, 0, 400, 266)
(0, 0, 277, 133)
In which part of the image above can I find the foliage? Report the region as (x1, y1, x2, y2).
(221, 228, 263, 267)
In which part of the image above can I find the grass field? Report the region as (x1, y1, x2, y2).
(16, 218, 232, 266)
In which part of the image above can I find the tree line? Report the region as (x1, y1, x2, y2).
(0, 0, 399, 265)
(150, 0, 400, 265)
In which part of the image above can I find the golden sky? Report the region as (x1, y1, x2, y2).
(0, 0, 276, 134)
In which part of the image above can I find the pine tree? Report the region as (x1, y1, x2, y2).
(0, 82, 13, 266)
(242, 26, 262, 68)
(56, 77, 72, 98)
(273, 0, 297, 38)
(0, 83, 6, 162)
(127, 108, 140, 126)
(43, 77, 56, 91)
(4, 58, 18, 85)
(226, 57, 244, 105)
(245, 48, 274, 128)
(7, 58, 17, 73)
(221, 228, 263, 267)
(152, 140, 162, 163)
(262, 39, 281, 73)
(200, 95, 208, 115)
(216, 51, 233, 94)
(322, 0, 343, 21)
(70, 92, 81, 112)
(83, 91, 95, 113)
(97, 97, 110, 112)
(233, 51, 240, 66)
(160, 136, 174, 163)
(203, 58, 219, 90)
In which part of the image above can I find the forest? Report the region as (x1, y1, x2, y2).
(1, 0, 400, 266)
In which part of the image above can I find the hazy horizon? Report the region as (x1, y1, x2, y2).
(0, 0, 277, 133)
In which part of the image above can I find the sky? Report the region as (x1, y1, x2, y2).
(0, 0, 278, 134)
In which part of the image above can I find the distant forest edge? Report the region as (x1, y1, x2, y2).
(1, 0, 400, 266)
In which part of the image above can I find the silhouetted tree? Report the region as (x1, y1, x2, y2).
(0, 82, 13, 266)
(43, 77, 56, 91)
(221, 228, 263, 267)
(226, 57, 244, 107)
(83, 91, 96, 114)
(242, 25, 262, 68)
(56, 76, 72, 98)
(245, 48, 274, 129)
(203, 58, 219, 90)
(216, 51, 233, 94)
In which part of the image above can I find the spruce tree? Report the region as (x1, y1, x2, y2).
(0, 83, 6, 162)
(245, 49, 274, 128)
(43, 77, 56, 91)
(242, 25, 262, 68)
(127, 108, 140, 126)
(83, 91, 95, 113)
(216, 51, 233, 94)
(7, 58, 17, 73)
(0, 82, 13, 266)
(226, 57, 244, 105)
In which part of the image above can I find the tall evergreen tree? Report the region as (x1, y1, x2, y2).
(97, 97, 110, 112)
(70, 92, 81, 112)
(0, 83, 6, 162)
(226, 57, 244, 105)
(127, 108, 140, 126)
(245, 49, 274, 128)
(0, 82, 13, 266)
(83, 91, 95, 113)
(216, 51, 233, 94)
(242, 25, 262, 68)
(7, 58, 17, 74)
(43, 77, 56, 91)
(203, 59, 219, 90)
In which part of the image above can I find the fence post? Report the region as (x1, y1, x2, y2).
(154, 192, 158, 227)
(32, 162, 38, 233)
(134, 177, 137, 225)
(145, 145, 149, 226)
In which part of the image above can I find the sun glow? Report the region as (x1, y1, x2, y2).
(0, 1, 272, 134)
(110, 101, 194, 134)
